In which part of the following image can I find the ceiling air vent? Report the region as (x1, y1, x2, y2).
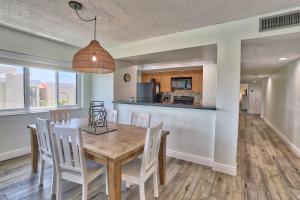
(259, 10, 300, 32)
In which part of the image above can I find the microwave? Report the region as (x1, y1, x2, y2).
(171, 77, 192, 90)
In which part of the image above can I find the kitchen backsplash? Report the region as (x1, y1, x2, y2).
(166, 90, 202, 103)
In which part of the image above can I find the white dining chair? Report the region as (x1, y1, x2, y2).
(106, 108, 118, 123)
(49, 109, 71, 123)
(51, 127, 106, 200)
(35, 118, 56, 197)
(131, 112, 151, 128)
(122, 122, 163, 200)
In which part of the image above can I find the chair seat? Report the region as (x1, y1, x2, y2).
(61, 160, 105, 184)
(122, 158, 142, 183)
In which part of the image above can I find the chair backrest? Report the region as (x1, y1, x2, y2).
(140, 122, 163, 177)
(106, 109, 118, 123)
(36, 118, 53, 158)
(51, 127, 86, 175)
(49, 109, 71, 123)
(131, 112, 151, 128)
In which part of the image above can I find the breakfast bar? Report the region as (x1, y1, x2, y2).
(114, 101, 216, 168)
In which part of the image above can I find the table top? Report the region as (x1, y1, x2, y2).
(27, 118, 169, 161)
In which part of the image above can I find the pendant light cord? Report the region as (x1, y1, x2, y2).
(75, 5, 97, 40)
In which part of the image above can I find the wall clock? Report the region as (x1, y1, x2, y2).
(123, 73, 131, 82)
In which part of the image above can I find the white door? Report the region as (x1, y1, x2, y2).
(248, 83, 262, 114)
(254, 85, 262, 114)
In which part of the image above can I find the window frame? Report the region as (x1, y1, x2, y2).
(0, 64, 82, 116)
(57, 72, 80, 109)
(0, 65, 26, 112)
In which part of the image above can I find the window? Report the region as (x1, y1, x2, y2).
(0, 64, 24, 110)
(29, 68, 56, 109)
(58, 71, 77, 106)
(0, 62, 81, 114)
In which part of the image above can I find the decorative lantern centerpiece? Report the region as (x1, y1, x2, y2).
(82, 101, 116, 135)
(88, 101, 107, 129)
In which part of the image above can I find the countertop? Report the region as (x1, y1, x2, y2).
(113, 101, 216, 110)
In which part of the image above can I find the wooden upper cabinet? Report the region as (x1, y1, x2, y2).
(181, 70, 193, 78)
(154, 73, 161, 83)
(142, 73, 153, 82)
(142, 73, 161, 83)
(160, 72, 171, 93)
(142, 73, 150, 83)
(192, 71, 203, 93)
(142, 70, 202, 93)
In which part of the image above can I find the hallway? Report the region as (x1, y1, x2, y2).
(0, 113, 299, 199)
(238, 113, 300, 199)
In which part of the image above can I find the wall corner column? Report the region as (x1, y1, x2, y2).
(213, 38, 241, 176)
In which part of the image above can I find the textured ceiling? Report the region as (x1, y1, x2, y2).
(0, 0, 299, 47)
(241, 32, 300, 82)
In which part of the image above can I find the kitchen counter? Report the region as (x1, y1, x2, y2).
(113, 101, 216, 110)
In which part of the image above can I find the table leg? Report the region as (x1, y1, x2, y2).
(107, 159, 122, 200)
(159, 136, 167, 185)
(30, 128, 39, 173)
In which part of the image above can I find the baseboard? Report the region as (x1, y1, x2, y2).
(0, 146, 31, 162)
(212, 162, 237, 176)
(166, 149, 213, 167)
(167, 149, 237, 176)
(263, 118, 300, 158)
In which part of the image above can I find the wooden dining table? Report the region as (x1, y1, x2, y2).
(27, 118, 169, 200)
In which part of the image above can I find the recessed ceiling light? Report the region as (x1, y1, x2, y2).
(279, 57, 287, 61)
(259, 74, 268, 78)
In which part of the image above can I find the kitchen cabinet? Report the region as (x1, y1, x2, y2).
(142, 73, 161, 83)
(142, 73, 150, 82)
(142, 70, 202, 93)
(160, 72, 171, 92)
(192, 71, 203, 93)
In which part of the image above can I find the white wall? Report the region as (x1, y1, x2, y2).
(262, 59, 300, 155)
(90, 73, 114, 109)
(116, 103, 216, 166)
(114, 63, 137, 101)
(0, 25, 78, 61)
(202, 63, 217, 107)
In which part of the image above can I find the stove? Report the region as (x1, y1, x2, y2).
(173, 96, 194, 105)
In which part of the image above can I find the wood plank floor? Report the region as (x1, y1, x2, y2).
(1, 113, 300, 199)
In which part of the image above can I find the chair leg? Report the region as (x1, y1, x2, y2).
(82, 183, 88, 200)
(105, 174, 108, 195)
(51, 167, 56, 197)
(38, 159, 45, 186)
(56, 177, 62, 200)
(139, 182, 145, 200)
(153, 168, 159, 197)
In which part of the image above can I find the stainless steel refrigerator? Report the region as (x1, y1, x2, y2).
(136, 82, 161, 103)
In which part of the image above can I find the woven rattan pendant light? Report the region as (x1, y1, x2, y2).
(69, 1, 115, 73)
